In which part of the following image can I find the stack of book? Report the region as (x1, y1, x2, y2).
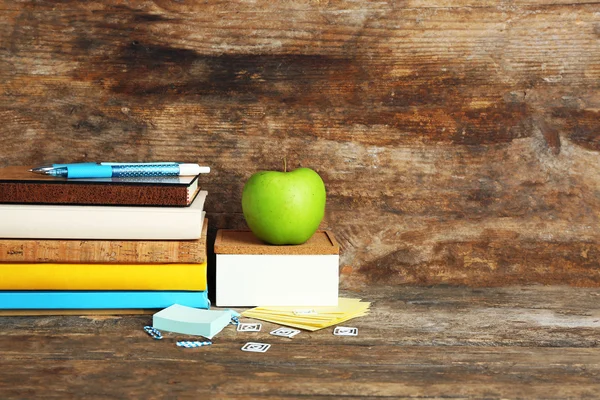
(0, 166, 210, 315)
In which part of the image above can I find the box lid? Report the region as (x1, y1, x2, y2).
(214, 230, 339, 255)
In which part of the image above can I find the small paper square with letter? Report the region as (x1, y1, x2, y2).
(270, 327, 301, 338)
(241, 342, 271, 353)
(333, 326, 358, 336)
(237, 323, 262, 332)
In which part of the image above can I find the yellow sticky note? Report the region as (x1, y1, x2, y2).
(241, 298, 371, 331)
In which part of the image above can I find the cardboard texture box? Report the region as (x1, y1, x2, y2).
(214, 230, 340, 307)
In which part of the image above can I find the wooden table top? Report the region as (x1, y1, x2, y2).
(1, 285, 599, 399)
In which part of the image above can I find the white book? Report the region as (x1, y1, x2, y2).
(0, 191, 207, 240)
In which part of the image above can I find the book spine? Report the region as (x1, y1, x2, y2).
(0, 290, 210, 309)
(0, 183, 190, 206)
(0, 238, 207, 264)
(0, 262, 208, 291)
(0, 207, 205, 240)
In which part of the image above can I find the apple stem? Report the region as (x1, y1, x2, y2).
(283, 157, 287, 172)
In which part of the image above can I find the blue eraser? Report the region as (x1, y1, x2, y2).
(153, 304, 232, 339)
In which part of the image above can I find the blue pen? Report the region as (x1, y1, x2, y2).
(29, 162, 210, 178)
(30, 162, 177, 172)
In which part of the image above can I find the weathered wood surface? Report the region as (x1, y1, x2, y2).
(1, 1, 600, 286)
(1, 286, 599, 398)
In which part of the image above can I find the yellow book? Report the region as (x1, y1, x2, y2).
(0, 262, 207, 291)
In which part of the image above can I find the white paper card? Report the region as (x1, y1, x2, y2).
(241, 342, 271, 353)
(333, 327, 358, 336)
(270, 327, 301, 338)
(237, 323, 262, 332)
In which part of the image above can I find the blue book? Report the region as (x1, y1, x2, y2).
(0, 290, 210, 309)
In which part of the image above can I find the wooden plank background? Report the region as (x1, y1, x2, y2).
(1, 0, 599, 287)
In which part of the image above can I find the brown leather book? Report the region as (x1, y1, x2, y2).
(0, 218, 208, 264)
(0, 166, 201, 206)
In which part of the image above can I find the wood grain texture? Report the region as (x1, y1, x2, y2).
(1, 1, 599, 286)
(0, 286, 599, 398)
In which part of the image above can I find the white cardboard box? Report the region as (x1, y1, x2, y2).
(214, 230, 340, 307)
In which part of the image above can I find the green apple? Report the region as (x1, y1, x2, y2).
(242, 167, 326, 245)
